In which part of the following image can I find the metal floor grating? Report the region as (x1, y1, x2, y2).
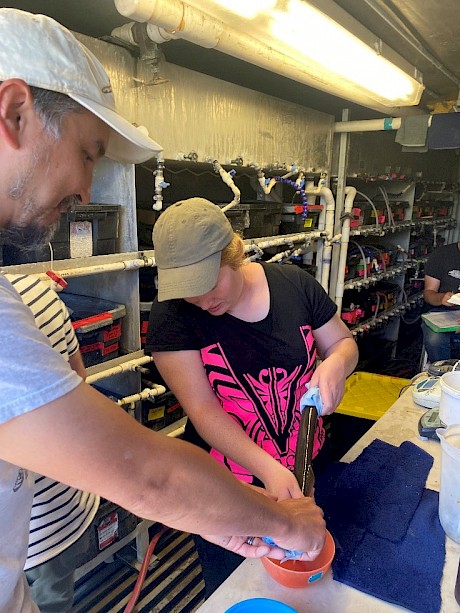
(72, 529, 205, 612)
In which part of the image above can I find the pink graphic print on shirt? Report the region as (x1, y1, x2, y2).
(201, 324, 325, 483)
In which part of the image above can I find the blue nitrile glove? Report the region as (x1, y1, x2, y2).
(261, 536, 302, 562)
(300, 385, 323, 416)
(262, 386, 323, 561)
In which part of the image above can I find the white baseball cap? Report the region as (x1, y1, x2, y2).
(0, 8, 162, 164)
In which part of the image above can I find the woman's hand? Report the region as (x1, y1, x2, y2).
(311, 314, 358, 415)
(308, 355, 347, 415)
(261, 459, 303, 501)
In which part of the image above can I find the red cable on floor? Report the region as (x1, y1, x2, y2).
(124, 525, 169, 613)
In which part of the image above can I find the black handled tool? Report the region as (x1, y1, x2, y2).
(294, 404, 318, 496)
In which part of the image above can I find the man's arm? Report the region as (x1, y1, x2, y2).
(68, 350, 86, 379)
(424, 274, 455, 307)
(0, 382, 325, 559)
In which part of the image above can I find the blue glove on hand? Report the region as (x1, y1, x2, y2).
(300, 385, 323, 416)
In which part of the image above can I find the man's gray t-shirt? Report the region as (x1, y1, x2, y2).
(0, 275, 82, 612)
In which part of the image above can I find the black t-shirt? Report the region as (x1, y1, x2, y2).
(424, 242, 460, 313)
(425, 243, 460, 293)
(146, 261, 337, 483)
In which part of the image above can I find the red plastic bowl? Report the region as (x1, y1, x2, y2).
(261, 530, 335, 588)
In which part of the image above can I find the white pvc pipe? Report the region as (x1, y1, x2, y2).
(213, 162, 241, 211)
(111, 22, 177, 45)
(152, 152, 163, 211)
(335, 186, 357, 312)
(118, 384, 167, 407)
(266, 243, 310, 264)
(36, 257, 156, 284)
(318, 187, 336, 291)
(245, 231, 325, 252)
(334, 118, 401, 133)
(86, 356, 154, 385)
(166, 424, 186, 438)
(257, 171, 277, 195)
(334, 115, 432, 133)
(111, 22, 137, 45)
(313, 196, 325, 285)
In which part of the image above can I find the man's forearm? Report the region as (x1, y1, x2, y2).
(424, 289, 453, 307)
(0, 383, 324, 556)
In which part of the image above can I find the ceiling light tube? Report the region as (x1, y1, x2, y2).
(115, 0, 424, 111)
(210, 0, 277, 20)
(268, 0, 423, 107)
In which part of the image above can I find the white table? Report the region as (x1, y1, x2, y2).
(196, 388, 460, 612)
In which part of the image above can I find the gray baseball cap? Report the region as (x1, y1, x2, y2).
(153, 198, 234, 302)
(0, 8, 162, 164)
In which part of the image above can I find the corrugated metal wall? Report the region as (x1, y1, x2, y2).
(77, 33, 334, 173)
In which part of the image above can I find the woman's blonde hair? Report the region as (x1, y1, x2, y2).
(220, 233, 245, 270)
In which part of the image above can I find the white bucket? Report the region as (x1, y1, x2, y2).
(439, 372, 460, 426)
(437, 424, 460, 544)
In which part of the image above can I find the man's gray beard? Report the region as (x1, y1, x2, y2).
(1, 141, 78, 251)
(0, 219, 61, 251)
(0, 197, 78, 252)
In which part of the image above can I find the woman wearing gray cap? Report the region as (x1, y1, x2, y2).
(146, 197, 358, 596)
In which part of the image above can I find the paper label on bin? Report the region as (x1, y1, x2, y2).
(97, 512, 119, 550)
(148, 406, 165, 421)
(70, 221, 93, 258)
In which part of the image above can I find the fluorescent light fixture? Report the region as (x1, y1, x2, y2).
(115, 0, 424, 111)
(269, 0, 423, 107)
(210, 0, 276, 20)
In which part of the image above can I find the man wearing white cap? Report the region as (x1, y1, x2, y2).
(0, 9, 325, 612)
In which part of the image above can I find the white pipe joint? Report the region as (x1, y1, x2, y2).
(118, 384, 167, 407)
(111, 23, 137, 45)
(115, 0, 184, 27)
(153, 153, 167, 211)
(115, 0, 223, 48)
(86, 356, 154, 385)
(112, 22, 177, 45)
(146, 23, 176, 43)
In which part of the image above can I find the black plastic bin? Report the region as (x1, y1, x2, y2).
(243, 202, 283, 238)
(60, 293, 126, 367)
(3, 204, 121, 264)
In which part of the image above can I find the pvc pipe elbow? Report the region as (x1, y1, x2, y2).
(146, 23, 176, 43)
(114, 0, 181, 26)
(111, 23, 137, 45)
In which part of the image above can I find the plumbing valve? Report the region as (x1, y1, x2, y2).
(178, 151, 198, 162)
(46, 270, 68, 292)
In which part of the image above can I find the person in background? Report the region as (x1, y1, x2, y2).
(422, 241, 460, 362)
(146, 197, 359, 596)
(0, 9, 325, 612)
(5, 273, 97, 613)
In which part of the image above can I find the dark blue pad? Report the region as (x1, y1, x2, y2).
(315, 439, 445, 613)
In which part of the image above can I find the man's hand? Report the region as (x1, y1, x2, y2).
(441, 291, 455, 307)
(200, 496, 326, 562)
